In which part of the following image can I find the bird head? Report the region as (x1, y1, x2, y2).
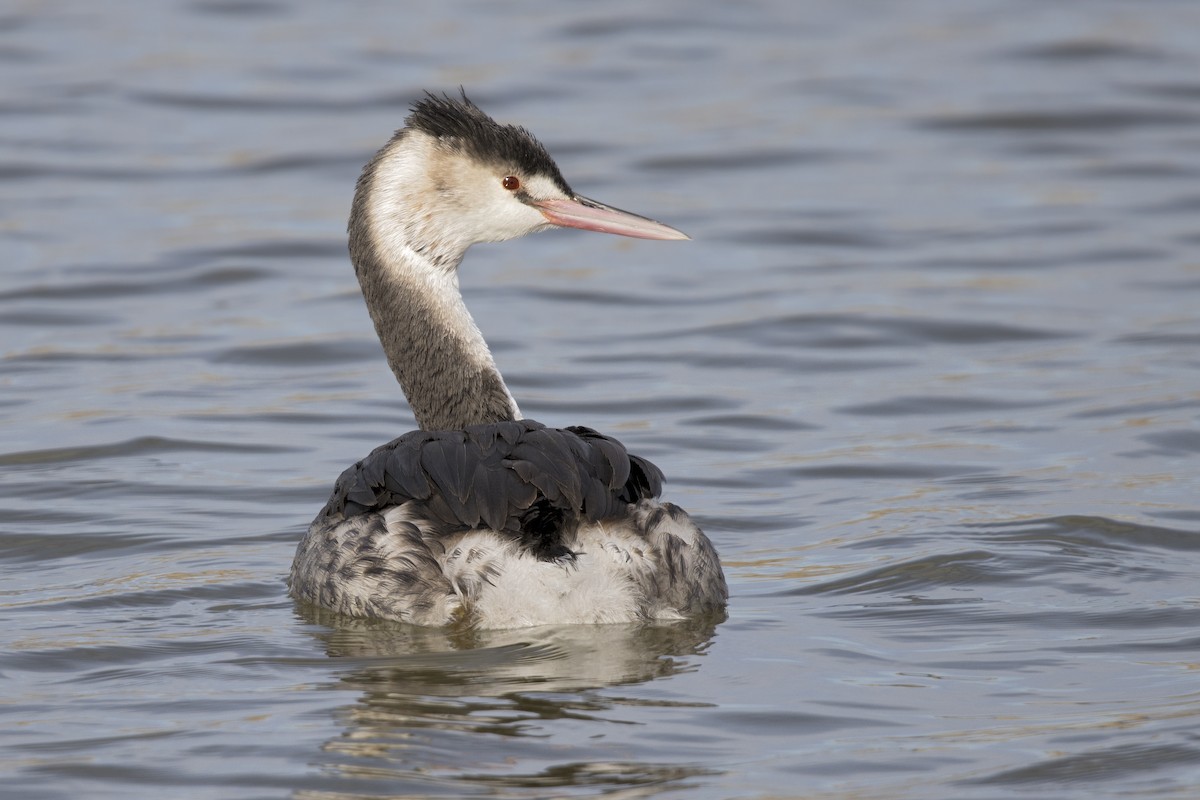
(357, 91, 687, 270)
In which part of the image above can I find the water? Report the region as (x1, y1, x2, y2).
(3, 1, 1199, 797)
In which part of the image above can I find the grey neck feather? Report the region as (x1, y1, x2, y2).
(347, 137, 521, 431)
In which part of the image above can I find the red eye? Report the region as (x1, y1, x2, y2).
(502, 176, 520, 191)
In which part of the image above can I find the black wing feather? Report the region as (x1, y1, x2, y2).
(316, 419, 663, 548)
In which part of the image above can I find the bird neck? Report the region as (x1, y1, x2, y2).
(348, 143, 521, 431)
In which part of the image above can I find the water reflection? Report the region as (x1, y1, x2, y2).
(298, 606, 722, 689)
(293, 610, 723, 797)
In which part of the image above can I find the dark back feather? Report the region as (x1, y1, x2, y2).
(317, 419, 664, 539)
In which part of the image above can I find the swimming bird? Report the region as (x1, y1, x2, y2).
(289, 91, 727, 628)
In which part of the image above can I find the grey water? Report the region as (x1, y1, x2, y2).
(3, 1, 1199, 798)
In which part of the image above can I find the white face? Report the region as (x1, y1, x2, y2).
(397, 131, 566, 238)
(366, 129, 687, 274)
(426, 143, 690, 244)
(365, 131, 569, 273)
(439, 155, 566, 244)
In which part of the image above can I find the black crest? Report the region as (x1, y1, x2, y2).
(406, 90, 573, 195)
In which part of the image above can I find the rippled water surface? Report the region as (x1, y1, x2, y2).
(4, 2, 1200, 798)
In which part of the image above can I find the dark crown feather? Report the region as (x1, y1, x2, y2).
(406, 90, 573, 195)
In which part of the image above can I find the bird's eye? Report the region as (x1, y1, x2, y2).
(502, 176, 521, 191)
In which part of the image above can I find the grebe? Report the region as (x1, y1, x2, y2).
(289, 91, 727, 628)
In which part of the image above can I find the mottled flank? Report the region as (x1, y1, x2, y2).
(289, 420, 727, 627)
(290, 507, 462, 626)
